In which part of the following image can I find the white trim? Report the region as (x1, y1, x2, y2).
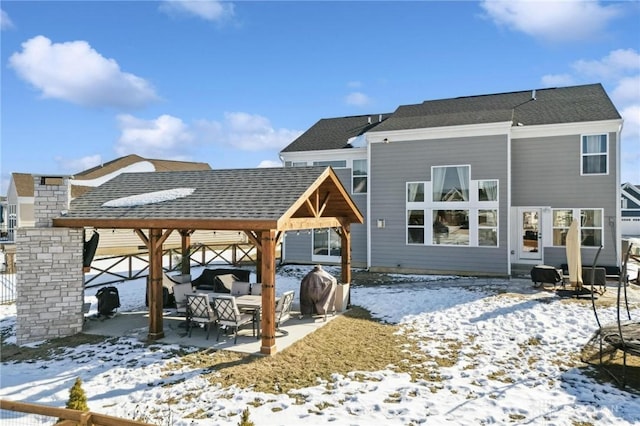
(506, 132, 512, 275)
(280, 147, 367, 164)
(368, 121, 513, 143)
(511, 119, 622, 139)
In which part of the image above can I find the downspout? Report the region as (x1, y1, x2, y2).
(615, 122, 624, 267)
(507, 127, 512, 277)
(366, 135, 372, 270)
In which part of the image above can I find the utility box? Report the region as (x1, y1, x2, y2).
(335, 283, 350, 312)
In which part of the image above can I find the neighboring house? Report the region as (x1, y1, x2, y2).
(621, 182, 640, 237)
(5, 154, 247, 254)
(279, 83, 624, 277)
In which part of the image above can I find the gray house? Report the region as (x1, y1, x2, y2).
(621, 182, 640, 237)
(279, 83, 624, 277)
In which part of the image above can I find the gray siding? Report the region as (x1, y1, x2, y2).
(369, 135, 510, 275)
(511, 132, 619, 267)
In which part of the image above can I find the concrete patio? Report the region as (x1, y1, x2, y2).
(82, 304, 340, 355)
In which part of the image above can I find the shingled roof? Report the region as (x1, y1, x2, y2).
(281, 113, 393, 153)
(53, 166, 363, 231)
(280, 84, 621, 153)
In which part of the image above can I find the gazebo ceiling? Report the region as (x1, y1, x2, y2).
(52, 166, 363, 232)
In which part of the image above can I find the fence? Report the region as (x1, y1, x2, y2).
(0, 242, 271, 303)
(0, 399, 156, 426)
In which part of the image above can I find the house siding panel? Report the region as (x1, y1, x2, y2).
(511, 132, 619, 267)
(369, 135, 509, 275)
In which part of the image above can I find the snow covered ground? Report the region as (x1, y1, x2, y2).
(1, 265, 640, 425)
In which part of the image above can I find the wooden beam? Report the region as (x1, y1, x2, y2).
(147, 228, 164, 340)
(179, 229, 194, 276)
(260, 229, 277, 355)
(134, 229, 149, 248)
(317, 192, 331, 217)
(304, 198, 317, 217)
(278, 217, 343, 230)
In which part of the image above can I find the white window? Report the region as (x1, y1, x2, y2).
(407, 210, 425, 244)
(313, 228, 341, 258)
(581, 134, 608, 175)
(313, 160, 346, 168)
(551, 208, 603, 247)
(407, 182, 425, 202)
(352, 159, 367, 194)
(552, 210, 573, 246)
(432, 165, 469, 202)
(406, 166, 499, 247)
(478, 209, 498, 246)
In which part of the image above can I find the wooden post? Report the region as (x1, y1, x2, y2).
(341, 224, 352, 308)
(179, 229, 192, 276)
(340, 224, 351, 284)
(148, 228, 164, 340)
(260, 229, 277, 355)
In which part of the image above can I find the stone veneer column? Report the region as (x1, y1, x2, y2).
(15, 176, 84, 345)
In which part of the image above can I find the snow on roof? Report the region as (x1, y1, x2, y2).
(102, 187, 195, 207)
(72, 161, 156, 188)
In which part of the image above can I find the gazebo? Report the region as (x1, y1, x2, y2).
(53, 166, 363, 355)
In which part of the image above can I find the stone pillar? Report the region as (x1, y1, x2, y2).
(15, 176, 84, 345)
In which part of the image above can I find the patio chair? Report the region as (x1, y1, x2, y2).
(173, 282, 194, 315)
(186, 293, 217, 340)
(212, 296, 255, 344)
(231, 281, 251, 296)
(250, 283, 262, 295)
(275, 290, 295, 336)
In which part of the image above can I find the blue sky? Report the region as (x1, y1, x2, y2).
(1, 0, 639, 195)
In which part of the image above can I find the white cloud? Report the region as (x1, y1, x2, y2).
(347, 81, 363, 89)
(55, 155, 103, 173)
(572, 49, 640, 80)
(1, 9, 14, 30)
(159, 0, 234, 22)
(116, 114, 194, 158)
(9, 36, 158, 109)
(612, 75, 640, 109)
(480, 0, 621, 42)
(345, 91, 372, 107)
(257, 160, 282, 168)
(541, 73, 575, 87)
(195, 112, 302, 151)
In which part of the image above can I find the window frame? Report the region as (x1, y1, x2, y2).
(352, 159, 368, 194)
(405, 166, 499, 248)
(551, 208, 604, 247)
(581, 134, 608, 176)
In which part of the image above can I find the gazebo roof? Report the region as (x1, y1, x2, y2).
(53, 166, 363, 231)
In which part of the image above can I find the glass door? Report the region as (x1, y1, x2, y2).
(520, 209, 542, 261)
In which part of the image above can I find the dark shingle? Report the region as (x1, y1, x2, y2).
(280, 84, 621, 153)
(67, 167, 330, 221)
(281, 113, 392, 153)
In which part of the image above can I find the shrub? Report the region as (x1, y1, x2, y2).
(237, 407, 255, 426)
(65, 377, 89, 412)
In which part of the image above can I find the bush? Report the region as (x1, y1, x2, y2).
(65, 377, 89, 412)
(237, 407, 254, 426)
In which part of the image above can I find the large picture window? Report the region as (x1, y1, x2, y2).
(432, 210, 469, 245)
(406, 166, 499, 247)
(581, 134, 608, 175)
(352, 159, 367, 194)
(432, 166, 469, 202)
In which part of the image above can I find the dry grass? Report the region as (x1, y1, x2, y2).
(171, 307, 435, 395)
